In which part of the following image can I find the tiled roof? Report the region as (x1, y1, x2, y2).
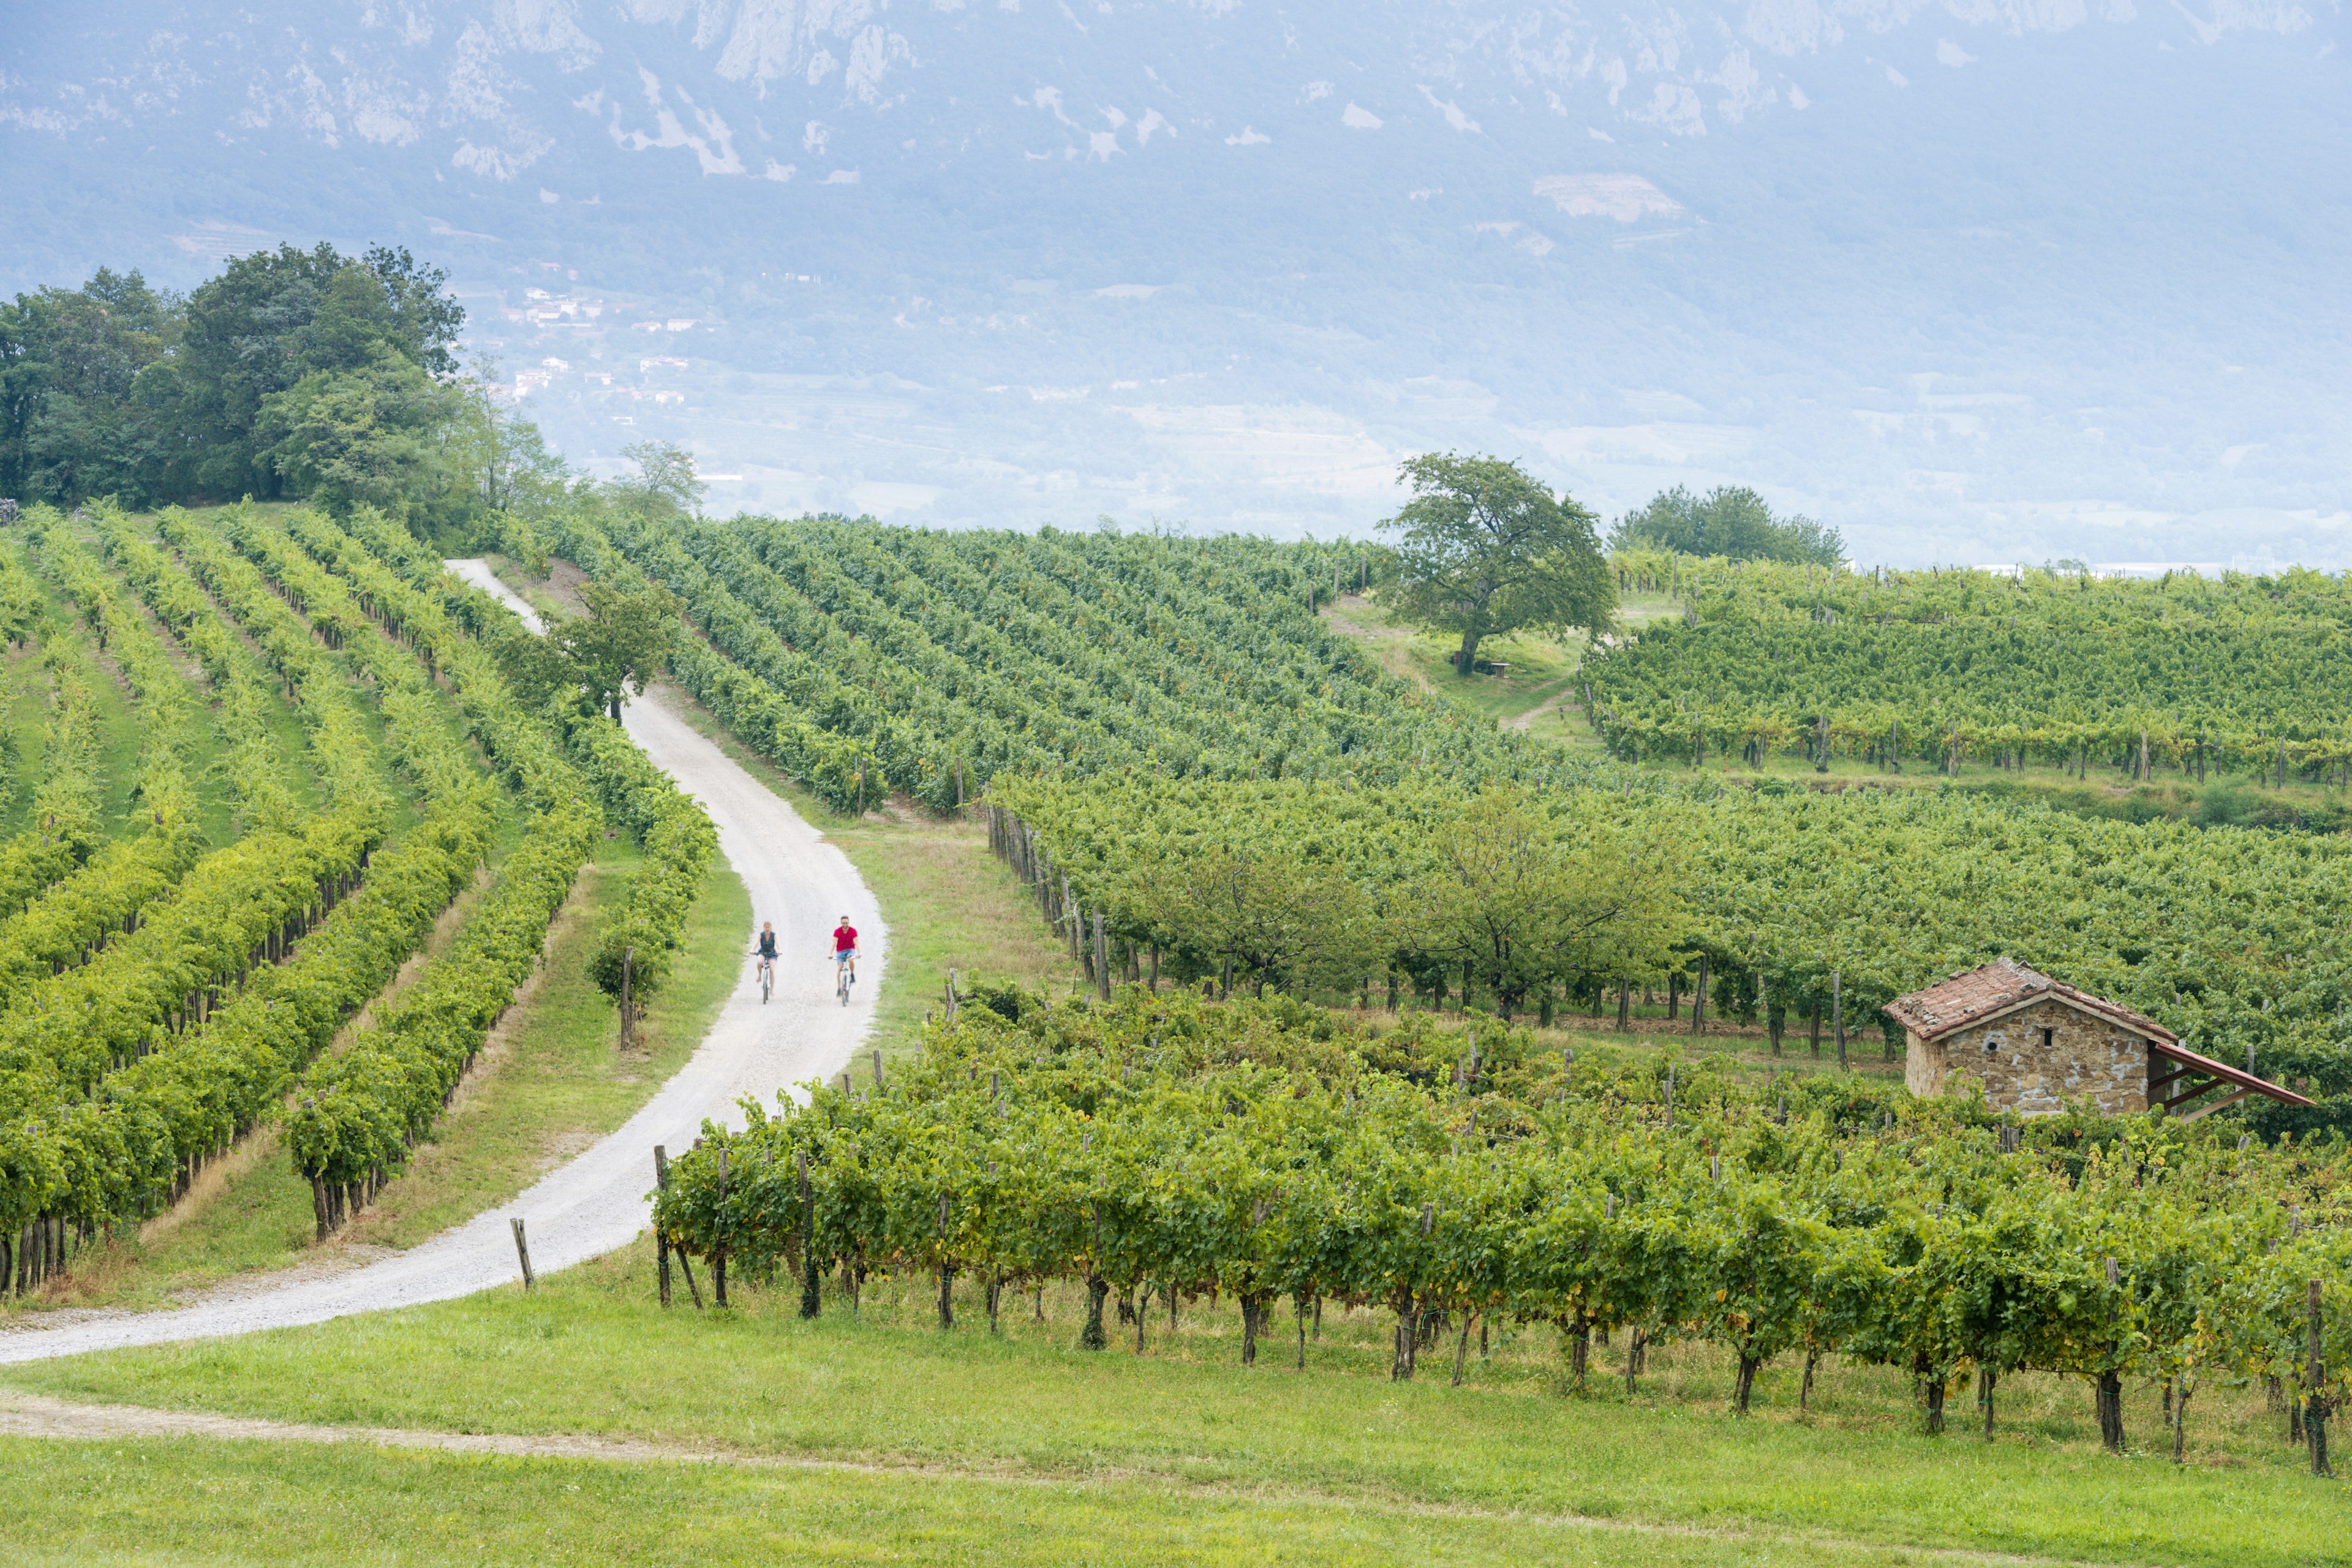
(1883, 958, 2179, 1046)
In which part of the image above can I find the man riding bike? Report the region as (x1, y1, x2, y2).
(831, 916, 859, 1001)
(752, 922, 779, 1001)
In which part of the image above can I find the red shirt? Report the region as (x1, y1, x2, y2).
(833, 924, 858, 953)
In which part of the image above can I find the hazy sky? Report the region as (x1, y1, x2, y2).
(6, 1, 2346, 565)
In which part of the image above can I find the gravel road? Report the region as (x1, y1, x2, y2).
(0, 561, 881, 1364)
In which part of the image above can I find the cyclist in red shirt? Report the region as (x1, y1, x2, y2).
(831, 916, 859, 998)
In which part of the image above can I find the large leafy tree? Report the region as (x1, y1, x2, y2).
(172, 243, 466, 500)
(0, 269, 178, 505)
(554, 579, 685, 723)
(1379, 452, 1615, 677)
(256, 350, 466, 521)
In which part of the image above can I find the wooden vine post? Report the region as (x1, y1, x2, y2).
(712, 1148, 729, 1308)
(937, 1191, 955, 1330)
(619, 943, 635, 1049)
(654, 1145, 673, 1306)
(1093, 908, 1111, 1001)
(2311, 1279, 2332, 1478)
(1833, 969, 1847, 1071)
(798, 1148, 820, 1319)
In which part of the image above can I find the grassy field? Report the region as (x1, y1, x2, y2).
(5, 1240, 2340, 1566)
(0, 1433, 1926, 1568)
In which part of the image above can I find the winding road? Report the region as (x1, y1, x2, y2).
(0, 561, 881, 1365)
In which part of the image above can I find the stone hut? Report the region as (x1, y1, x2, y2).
(1885, 959, 2313, 1120)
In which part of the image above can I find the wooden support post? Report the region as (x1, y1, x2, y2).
(2312, 1279, 2332, 1477)
(1833, 970, 1847, 1071)
(799, 1150, 820, 1319)
(713, 1148, 730, 1308)
(511, 1217, 535, 1291)
(1093, 908, 1111, 1001)
(654, 1145, 673, 1307)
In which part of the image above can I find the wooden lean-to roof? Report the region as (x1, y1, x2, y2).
(1887, 958, 2315, 1119)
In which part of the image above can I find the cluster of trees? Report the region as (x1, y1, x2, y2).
(0, 245, 563, 535)
(989, 786, 1684, 1023)
(1607, 485, 1845, 568)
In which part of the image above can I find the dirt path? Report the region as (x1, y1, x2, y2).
(1506, 680, 1577, 733)
(0, 565, 884, 1366)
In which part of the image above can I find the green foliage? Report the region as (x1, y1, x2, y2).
(273, 505, 713, 1172)
(562, 705, 717, 1011)
(1608, 486, 1845, 567)
(0, 268, 179, 507)
(255, 349, 467, 523)
(0, 628, 105, 914)
(551, 578, 682, 722)
(616, 439, 706, 517)
(548, 503, 1587, 815)
(0, 244, 467, 516)
(987, 773, 2352, 1103)
(288, 799, 598, 1188)
(655, 989, 2352, 1427)
(1586, 554, 2352, 776)
(1380, 452, 1615, 676)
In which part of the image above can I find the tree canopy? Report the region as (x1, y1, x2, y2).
(1608, 484, 1845, 567)
(0, 244, 467, 519)
(1378, 453, 1615, 677)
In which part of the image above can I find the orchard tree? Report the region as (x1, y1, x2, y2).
(1380, 453, 1613, 677)
(616, 438, 706, 518)
(1398, 788, 1683, 1019)
(557, 578, 684, 722)
(496, 578, 684, 722)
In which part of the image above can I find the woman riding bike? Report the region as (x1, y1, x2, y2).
(752, 922, 779, 1002)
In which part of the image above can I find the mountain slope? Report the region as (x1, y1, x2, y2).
(5, 1, 2345, 562)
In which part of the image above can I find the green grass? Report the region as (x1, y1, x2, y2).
(0, 1434, 1896, 1568)
(1324, 591, 1588, 734)
(6, 1245, 2341, 1567)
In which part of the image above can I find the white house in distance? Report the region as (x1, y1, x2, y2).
(1885, 959, 2314, 1121)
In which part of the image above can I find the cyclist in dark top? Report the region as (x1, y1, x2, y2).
(753, 922, 779, 995)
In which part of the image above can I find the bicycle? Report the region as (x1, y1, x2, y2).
(752, 951, 775, 1003)
(835, 949, 857, 1006)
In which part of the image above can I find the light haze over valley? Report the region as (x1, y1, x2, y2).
(4, 0, 2345, 565)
